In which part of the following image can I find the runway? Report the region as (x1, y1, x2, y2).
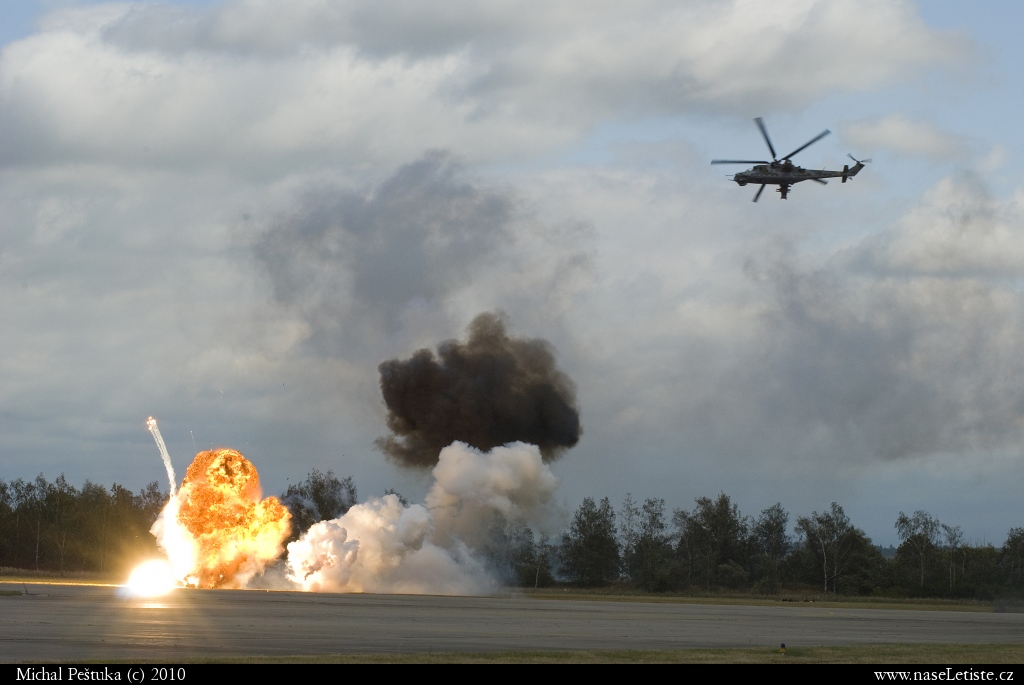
(2, 583, 1023, 662)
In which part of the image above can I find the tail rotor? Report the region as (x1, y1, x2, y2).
(842, 154, 871, 182)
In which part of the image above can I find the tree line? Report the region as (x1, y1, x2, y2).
(3, 471, 1022, 600)
(551, 493, 1024, 599)
(0, 475, 165, 575)
(0, 468, 357, 576)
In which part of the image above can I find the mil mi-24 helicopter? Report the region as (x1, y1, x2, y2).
(712, 118, 870, 201)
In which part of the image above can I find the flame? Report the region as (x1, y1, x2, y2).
(126, 559, 177, 597)
(151, 448, 291, 589)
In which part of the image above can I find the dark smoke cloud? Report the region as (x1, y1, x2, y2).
(377, 312, 581, 468)
(254, 152, 515, 353)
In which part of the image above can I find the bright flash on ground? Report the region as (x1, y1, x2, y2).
(126, 559, 179, 597)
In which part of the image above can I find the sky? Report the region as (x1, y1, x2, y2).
(2, 0, 1023, 547)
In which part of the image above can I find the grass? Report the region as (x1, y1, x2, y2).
(0, 568, 122, 586)
(0, 571, 1004, 612)
(94, 644, 1024, 664)
(521, 587, 998, 612)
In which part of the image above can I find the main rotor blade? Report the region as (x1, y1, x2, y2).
(812, 178, 828, 185)
(754, 118, 777, 160)
(711, 159, 769, 164)
(753, 184, 766, 202)
(782, 129, 831, 160)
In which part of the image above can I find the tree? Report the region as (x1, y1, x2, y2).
(47, 474, 79, 575)
(382, 489, 409, 507)
(483, 514, 542, 587)
(674, 493, 749, 589)
(107, 481, 164, 570)
(895, 510, 941, 590)
(941, 523, 964, 593)
(796, 502, 857, 594)
(136, 482, 166, 523)
(560, 497, 620, 587)
(282, 469, 358, 537)
(487, 517, 555, 588)
(532, 534, 557, 588)
(78, 481, 113, 572)
(960, 544, 1001, 599)
(751, 503, 789, 593)
(26, 475, 48, 571)
(0, 475, 165, 573)
(840, 530, 887, 595)
(632, 498, 673, 591)
(672, 507, 695, 588)
(506, 520, 539, 587)
(618, 493, 640, 582)
(0, 480, 13, 567)
(1001, 527, 1024, 590)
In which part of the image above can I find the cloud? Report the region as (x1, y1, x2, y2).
(842, 113, 971, 161)
(2, 0, 1013, 547)
(844, 173, 1024, 276)
(739, 175, 1024, 461)
(253, 151, 594, 357)
(1, 1, 971, 172)
(254, 153, 513, 351)
(979, 145, 1008, 173)
(523, 166, 1024, 473)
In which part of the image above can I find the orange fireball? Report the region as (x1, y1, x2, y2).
(176, 449, 290, 588)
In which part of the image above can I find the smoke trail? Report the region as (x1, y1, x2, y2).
(376, 312, 581, 468)
(285, 441, 559, 595)
(146, 416, 176, 497)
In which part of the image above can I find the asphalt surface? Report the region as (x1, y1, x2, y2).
(2, 583, 1023, 661)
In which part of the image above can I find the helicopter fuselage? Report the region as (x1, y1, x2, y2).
(733, 161, 864, 187)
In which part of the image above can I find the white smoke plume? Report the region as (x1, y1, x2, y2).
(149, 495, 198, 586)
(285, 441, 559, 595)
(146, 416, 176, 497)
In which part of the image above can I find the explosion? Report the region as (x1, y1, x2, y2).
(151, 448, 291, 588)
(125, 559, 177, 597)
(138, 314, 575, 595)
(285, 441, 559, 595)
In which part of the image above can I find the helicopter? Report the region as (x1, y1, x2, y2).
(712, 118, 870, 201)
